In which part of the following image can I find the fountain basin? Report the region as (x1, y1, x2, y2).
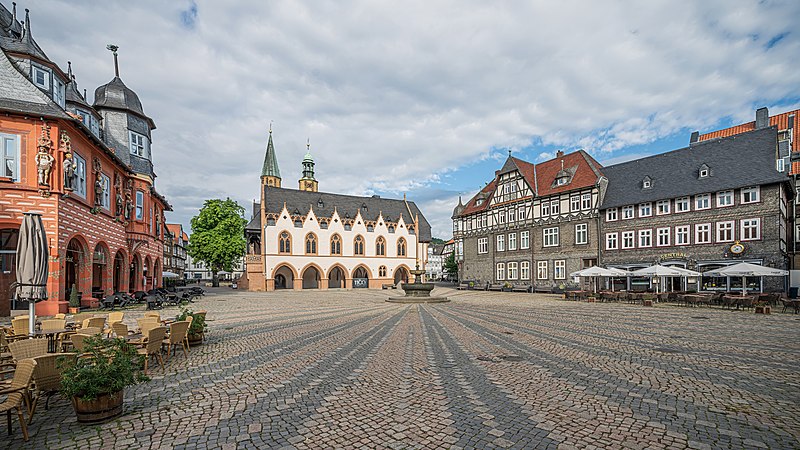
(387, 282, 450, 303)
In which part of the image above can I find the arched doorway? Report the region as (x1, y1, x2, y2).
(393, 266, 410, 285)
(65, 238, 85, 303)
(274, 265, 295, 289)
(153, 258, 162, 288)
(328, 266, 345, 289)
(143, 256, 152, 292)
(0, 228, 19, 314)
(113, 251, 125, 293)
(129, 255, 141, 292)
(302, 266, 320, 289)
(92, 243, 109, 300)
(353, 266, 369, 289)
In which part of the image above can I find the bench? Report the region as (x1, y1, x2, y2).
(512, 284, 532, 293)
(457, 281, 471, 290)
(488, 283, 504, 291)
(381, 284, 397, 290)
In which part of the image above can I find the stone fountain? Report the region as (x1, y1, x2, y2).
(387, 263, 450, 303)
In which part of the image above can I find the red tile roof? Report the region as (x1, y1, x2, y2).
(458, 150, 604, 217)
(166, 223, 182, 238)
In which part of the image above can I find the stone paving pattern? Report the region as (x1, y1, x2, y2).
(4, 288, 800, 449)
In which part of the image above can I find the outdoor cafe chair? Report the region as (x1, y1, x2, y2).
(68, 334, 89, 352)
(144, 312, 161, 321)
(76, 327, 103, 337)
(53, 314, 66, 320)
(8, 339, 48, 361)
(108, 312, 124, 324)
(137, 327, 167, 374)
(11, 318, 28, 338)
(0, 358, 36, 441)
(162, 321, 190, 361)
(28, 353, 76, 424)
(111, 322, 130, 339)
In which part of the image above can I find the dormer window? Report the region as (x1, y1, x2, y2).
(698, 164, 709, 178)
(32, 66, 50, 90)
(555, 177, 568, 186)
(642, 176, 652, 189)
(476, 199, 483, 206)
(317, 199, 324, 208)
(129, 131, 150, 158)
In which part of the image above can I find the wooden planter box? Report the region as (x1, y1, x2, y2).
(72, 391, 123, 424)
(643, 299, 654, 307)
(188, 332, 204, 346)
(69, 307, 81, 314)
(755, 305, 771, 315)
(587, 297, 596, 303)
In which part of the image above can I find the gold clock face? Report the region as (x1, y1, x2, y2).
(730, 242, 745, 255)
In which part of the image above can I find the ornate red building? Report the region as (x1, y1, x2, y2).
(0, 5, 170, 315)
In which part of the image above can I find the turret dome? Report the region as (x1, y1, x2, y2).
(93, 76, 155, 128)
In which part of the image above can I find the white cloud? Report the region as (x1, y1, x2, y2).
(19, 0, 800, 238)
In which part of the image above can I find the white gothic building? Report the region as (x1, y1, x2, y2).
(241, 129, 432, 291)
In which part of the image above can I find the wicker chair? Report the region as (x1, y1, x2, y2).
(9, 339, 48, 361)
(137, 327, 167, 374)
(162, 321, 190, 361)
(137, 317, 159, 332)
(143, 312, 161, 322)
(69, 334, 89, 352)
(183, 315, 194, 349)
(53, 313, 66, 320)
(76, 327, 102, 337)
(0, 358, 36, 441)
(11, 318, 28, 338)
(108, 312, 124, 324)
(111, 322, 130, 338)
(28, 353, 76, 423)
(86, 317, 106, 330)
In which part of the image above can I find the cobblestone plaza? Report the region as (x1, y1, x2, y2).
(6, 288, 800, 449)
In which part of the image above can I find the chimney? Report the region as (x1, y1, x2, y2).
(556, 150, 564, 158)
(690, 131, 699, 144)
(756, 107, 769, 129)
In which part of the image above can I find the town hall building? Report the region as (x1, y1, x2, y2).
(240, 129, 432, 291)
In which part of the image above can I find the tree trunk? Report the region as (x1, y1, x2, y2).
(212, 271, 219, 287)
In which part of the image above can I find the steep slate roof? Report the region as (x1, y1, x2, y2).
(263, 186, 432, 242)
(0, 48, 68, 118)
(0, 7, 50, 63)
(245, 201, 261, 231)
(601, 127, 784, 210)
(261, 132, 280, 178)
(94, 76, 156, 128)
(458, 150, 604, 217)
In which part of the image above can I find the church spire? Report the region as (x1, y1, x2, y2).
(299, 138, 318, 192)
(261, 123, 281, 188)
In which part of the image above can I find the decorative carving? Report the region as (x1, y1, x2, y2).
(124, 178, 133, 220)
(92, 157, 104, 206)
(114, 176, 124, 216)
(60, 131, 76, 191)
(35, 123, 55, 190)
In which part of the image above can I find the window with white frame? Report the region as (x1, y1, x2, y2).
(53, 77, 65, 108)
(675, 197, 690, 212)
(507, 262, 518, 280)
(101, 173, 111, 209)
(570, 195, 580, 212)
(639, 203, 652, 217)
(518, 206, 526, 221)
(741, 186, 759, 204)
(606, 232, 618, 250)
(554, 260, 566, 279)
(508, 208, 516, 223)
(717, 190, 733, 207)
(695, 194, 711, 210)
(581, 193, 591, 210)
(477, 237, 488, 254)
(606, 208, 618, 221)
(496, 263, 506, 281)
(551, 199, 560, 215)
(135, 191, 144, 220)
(716, 221, 734, 242)
(74, 153, 86, 197)
(656, 200, 670, 215)
(622, 205, 634, 219)
(575, 223, 588, 245)
(695, 223, 711, 244)
(622, 231, 635, 249)
(520, 261, 530, 280)
(536, 261, 548, 280)
(657, 227, 670, 247)
(638, 229, 652, 247)
(676, 225, 690, 245)
(129, 131, 149, 158)
(741, 218, 760, 240)
(498, 210, 506, 224)
(508, 233, 517, 251)
(32, 66, 49, 89)
(520, 231, 530, 249)
(541, 202, 550, 217)
(543, 227, 559, 247)
(1, 133, 20, 181)
(496, 235, 505, 252)
(796, 224, 800, 242)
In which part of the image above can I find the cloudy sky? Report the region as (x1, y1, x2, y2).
(20, 0, 800, 238)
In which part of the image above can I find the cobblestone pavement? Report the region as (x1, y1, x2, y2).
(4, 288, 800, 449)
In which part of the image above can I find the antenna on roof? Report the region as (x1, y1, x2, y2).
(11, 3, 16, 24)
(508, 149, 512, 157)
(106, 44, 119, 77)
(269, 120, 272, 134)
(67, 61, 72, 79)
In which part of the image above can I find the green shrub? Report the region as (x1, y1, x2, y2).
(59, 337, 148, 401)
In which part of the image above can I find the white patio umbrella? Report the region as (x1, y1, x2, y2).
(630, 265, 686, 294)
(570, 266, 625, 293)
(162, 271, 180, 278)
(703, 262, 788, 296)
(665, 266, 702, 292)
(15, 213, 49, 336)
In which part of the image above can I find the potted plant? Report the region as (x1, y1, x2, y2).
(754, 302, 771, 315)
(68, 283, 80, 314)
(59, 336, 148, 423)
(468, 281, 475, 290)
(502, 282, 513, 292)
(177, 308, 207, 345)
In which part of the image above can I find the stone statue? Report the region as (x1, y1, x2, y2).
(115, 190, 124, 216)
(94, 177, 104, 206)
(124, 195, 133, 220)
(35, 147, 55, 186)
(63, 151, 76, 191)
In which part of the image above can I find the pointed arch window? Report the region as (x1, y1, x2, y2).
(376, 236, 386, 256)
(379, 265, 387, 277)
(279, 231, 291, 254)
(330, 234, 342, 255)
(354, 235, 364, 256)
(305, 233, 317, 255)
(397, 238, 407, 257)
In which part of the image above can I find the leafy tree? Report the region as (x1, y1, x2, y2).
(443, 253, 458, 280)
(430, 237, 446, 245)
(187, 198, 247, 287)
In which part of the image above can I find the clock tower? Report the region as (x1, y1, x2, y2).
(299, 140, 318, 192)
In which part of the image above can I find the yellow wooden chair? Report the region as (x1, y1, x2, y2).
(0, 358, 36, 441)
(137, 327, 167, 374)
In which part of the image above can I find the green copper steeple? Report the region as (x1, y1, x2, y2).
(261, 125, 281, 179)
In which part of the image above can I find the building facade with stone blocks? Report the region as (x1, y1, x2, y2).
(241, 130, 431, 291)
(696, 107, 800, 269)
(0, 4, 170, 315)
(453, 150, 607, 290)
(600, 126, 792, 293)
